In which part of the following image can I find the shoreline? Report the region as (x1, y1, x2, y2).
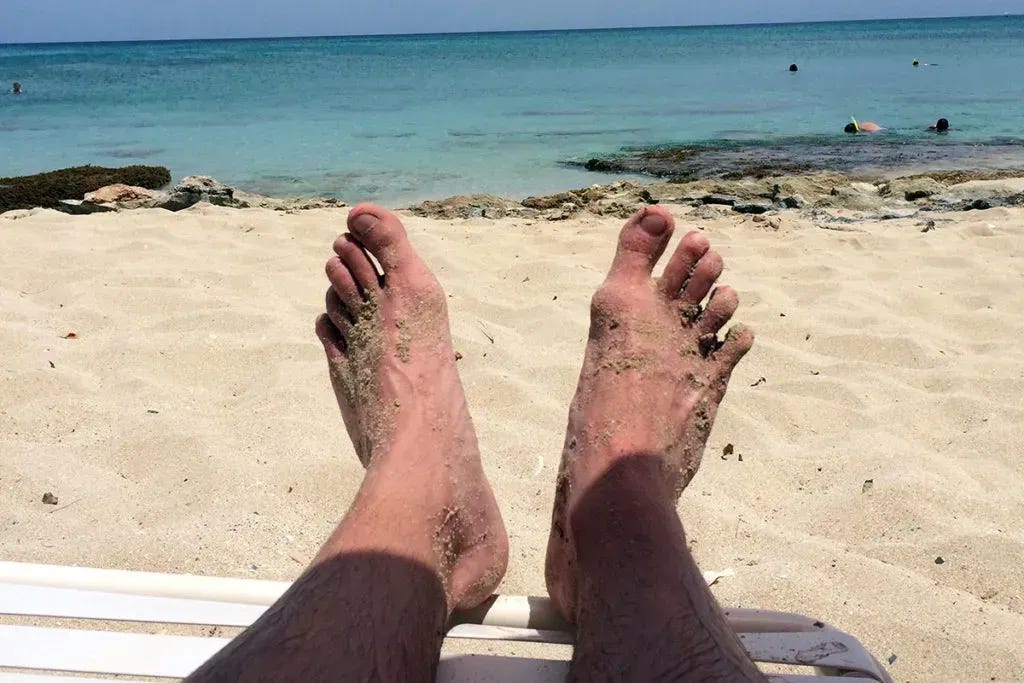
(5, 165, 1024, 222)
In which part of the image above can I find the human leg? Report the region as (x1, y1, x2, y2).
(188, 205, 508, 682)
(546, 207, 764, 681)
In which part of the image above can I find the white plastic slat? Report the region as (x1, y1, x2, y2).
(739, 630, 879, 673)
(0, 586, 882, 676)
(0, 563, 553, 630)
(0, 583, 266, 627)
(0, 584, 561, 644)
(436, 654, 567, 682)
(0, 563, 889, 682)
(436, 654, 863, 683)
(0, 668, 859, 683)
(0, 624, 226, 678)
(0, 562, 289, 606)
(446, 624, 572, 644)
(0, 676, 122, 683)
(0, 582, 874, 667)
(0, 625, 873, 683)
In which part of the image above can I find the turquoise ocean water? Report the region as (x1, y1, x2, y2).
(2, 15, 1023, 205)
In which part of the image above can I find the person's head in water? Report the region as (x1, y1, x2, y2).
(935, 118, 949, 132)
(789, 63, 798, 72)
(844, 119, 881, 134)
(11, 82, 22, 94)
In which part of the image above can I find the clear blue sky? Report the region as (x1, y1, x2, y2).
(1, 0, 1019, 43)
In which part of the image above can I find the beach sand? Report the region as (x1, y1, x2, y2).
(2, 201, 1023, 679)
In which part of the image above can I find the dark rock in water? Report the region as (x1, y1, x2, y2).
(584, 158, 619, 172)
(0, 165, 171, 213)
(701, 194, 737, 206)
(781, 194, 806, 208)
(720, 163, 815, 180)
(733, 201, 772, 214)
(568, 137, 1024, 183)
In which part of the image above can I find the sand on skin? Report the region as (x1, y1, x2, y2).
(1, 202, 1022, 679)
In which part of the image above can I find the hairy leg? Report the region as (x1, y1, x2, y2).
(547, 207, 765, 681)
(189, 205, 508, 682)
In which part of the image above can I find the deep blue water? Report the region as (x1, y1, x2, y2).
(2, 15, 1023, 204)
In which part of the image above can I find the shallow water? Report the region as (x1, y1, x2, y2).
(2, 15, 1023, 204)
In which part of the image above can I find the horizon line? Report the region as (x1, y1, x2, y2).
(2, 12, 1020, 47)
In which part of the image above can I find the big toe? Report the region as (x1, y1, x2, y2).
(607, 206, 675, 284)
(347, 203, 424, 282)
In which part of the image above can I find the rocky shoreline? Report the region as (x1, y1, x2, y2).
(4, 166, 1024, 228)
(54, 175, 347, 214)
(405, 170, 1024, 225)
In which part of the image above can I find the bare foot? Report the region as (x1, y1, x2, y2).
(545, 206, 754, 620)
(315, 204, 508, 610)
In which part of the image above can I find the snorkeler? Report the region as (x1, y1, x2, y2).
(10, 82, 23, 94)
(928, 118, 951, 132)
(844, 117, 883, 134)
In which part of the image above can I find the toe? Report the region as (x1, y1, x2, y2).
(607, 206, 675, 284)
(335, 234, 382, 294)
(315, 313, 346, 361)
(697, 286, 739, 334)
(325, 287, 353, 335)
(658, 231, 710, 297)
(326, 256, 363, 309)
(680, 251, 723, 304)
(712, 324, 755, 378)
(347, 203, 423, 277)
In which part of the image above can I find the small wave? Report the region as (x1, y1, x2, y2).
(104, 147, 167, 159)
(356, 131, 417, 139)
(533, 127, 647, 138)
(514, 110, 592, 117)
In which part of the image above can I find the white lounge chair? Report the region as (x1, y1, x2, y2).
(0, 561, 893, 682)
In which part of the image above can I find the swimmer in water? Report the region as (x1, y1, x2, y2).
(11, 82, 23, 94)
(844, 118, 883, 134)
(928, 118, 951, 132)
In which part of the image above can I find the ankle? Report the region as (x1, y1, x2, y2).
(568, 453, 675, 545)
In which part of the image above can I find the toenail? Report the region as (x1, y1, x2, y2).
(639, 212, 669, 236)
(351, 213, 380, 235)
